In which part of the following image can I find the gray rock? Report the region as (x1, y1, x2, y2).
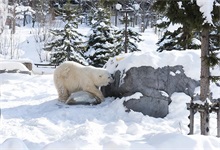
(7, 69, 19, 73)
(66, 91, 99, 105)
(19, 71, 32, 75)
(0, 69, 6, 73)
(102, 65, 199, 118)
(124, 94, 169, 118)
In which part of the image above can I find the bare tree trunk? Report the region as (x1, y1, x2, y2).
(115, 10, 118, 26)
(124, 11, 128, 53)
(23, 11, 27, 26)
(200, 25, 210, 102)
(10, 30, 13, 59)
(11, 5, 16, 34)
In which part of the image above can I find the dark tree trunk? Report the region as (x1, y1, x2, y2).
(200, 24, 210, 136)
(124, 11, 128, 53)
(200, 25, 210, 102)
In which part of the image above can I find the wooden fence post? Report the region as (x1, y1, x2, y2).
(217, 103, 220, 137)
(187, 103, 195, 135)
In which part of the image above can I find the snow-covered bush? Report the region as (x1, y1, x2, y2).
(85, 7, 119, 67)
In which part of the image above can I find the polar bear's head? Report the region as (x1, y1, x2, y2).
(94, 69, 113, 87)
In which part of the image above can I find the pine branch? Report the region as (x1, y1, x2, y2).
(209, 76, 220, 82)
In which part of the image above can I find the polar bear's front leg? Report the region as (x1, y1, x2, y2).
(57, 86, 70, 103)
(84, 86, 104, 103)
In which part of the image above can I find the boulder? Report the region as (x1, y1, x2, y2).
(66, 91, 99, 105)
(0, 61, 31, 75)
(22, 62, 32, 71)
(102, 65, 199, 118)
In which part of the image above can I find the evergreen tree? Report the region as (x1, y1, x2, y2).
(153, 0, 203, 51)
(156, 24, 201, 52)
(99, 0, 117, 8)
(115, 13, 143, 53)
(153, 0, 220, 103)
(115, 27, 142, 53)
(45, 1, 87, 65)
(85, 7, 119, 67)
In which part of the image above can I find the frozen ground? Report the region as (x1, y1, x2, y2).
(1, 72, 220, 150)
(1, 24, 220, 149)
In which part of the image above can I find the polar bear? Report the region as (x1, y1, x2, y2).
(53, 61, 113, 103)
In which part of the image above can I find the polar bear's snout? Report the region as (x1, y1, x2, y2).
(108, 74, 114, 83)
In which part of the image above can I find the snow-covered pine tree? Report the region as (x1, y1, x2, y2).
(153, 0, 220, 136)
(115, 27, 142, 53)
(115, 12, 143, 53)
(45, 1, 87, 65)
(153, 0, 203, 52)
(85, 7, 119, 67)
(153, 0, 220, 105)
(156, 22, 201, 52)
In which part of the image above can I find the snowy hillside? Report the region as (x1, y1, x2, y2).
(1, 25, 220, 149)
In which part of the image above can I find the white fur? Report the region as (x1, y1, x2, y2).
(53, 61, 112, 103)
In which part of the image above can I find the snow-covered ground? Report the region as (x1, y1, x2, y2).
(1, 24, 220, 150)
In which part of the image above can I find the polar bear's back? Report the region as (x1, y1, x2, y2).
(55, 61, 84, 76)
(54, 61, 86, 92)
(62, 61, 84, 69)
(54, 61, 108, 80)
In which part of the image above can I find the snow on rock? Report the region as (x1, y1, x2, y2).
(105, 50, 201, 80)
(170, 71, 176, 76)
(124, 92, 143, 102)
(0, 62, 29, 71)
